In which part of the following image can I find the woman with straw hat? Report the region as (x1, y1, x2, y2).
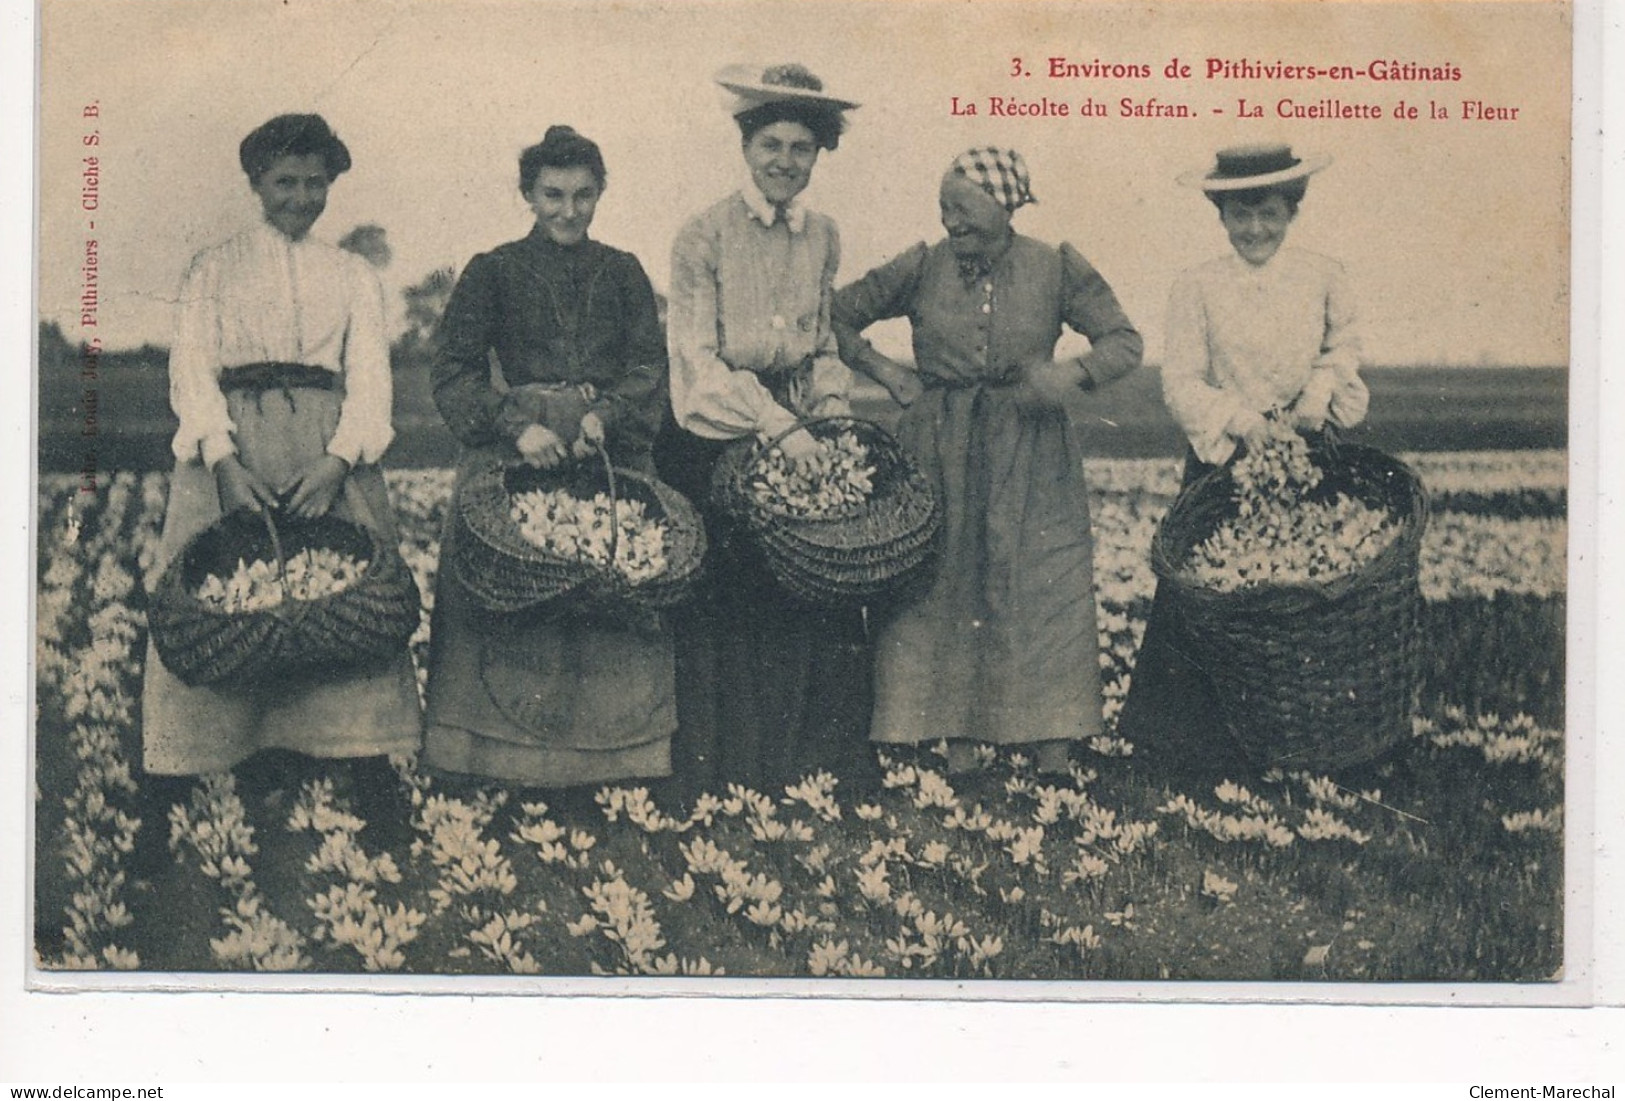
(1117, 143, 1369, 774)
(655, 62, 876, 801)
(833, 147, 1143, 776)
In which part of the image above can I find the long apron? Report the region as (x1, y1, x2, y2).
(421, 447, 676, 788)
(140, 384, 423, 776)
(869, 384, 1102, 747)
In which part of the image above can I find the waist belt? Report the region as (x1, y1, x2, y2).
(922, 364, 1022, 390)
(219, 362, 338, 395)
(219, 362, 337, 415)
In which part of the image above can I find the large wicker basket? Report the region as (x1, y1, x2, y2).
(148, 506, 421, 689)
(1149, 442, 1430, 772)
(710, 416, 942, 608)
(451, 449, 707, 619)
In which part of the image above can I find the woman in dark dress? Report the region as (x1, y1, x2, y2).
(424, 126, 675, 794)
(654, 63, 877, 801)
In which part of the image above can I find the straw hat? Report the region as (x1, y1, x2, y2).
(1178, 143, 1331, 191)
(714, 63, 860, 115)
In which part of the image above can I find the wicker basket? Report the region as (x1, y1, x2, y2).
(148, 506, 421, 689)
(451, 447, 707, 618)
(710, 416, 942, 608)
(1149, 441, 1430, 772)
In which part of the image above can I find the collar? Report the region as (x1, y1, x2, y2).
(954, 231, 1016, 284)
(525, 224, 596, 255)
(255, 217, 317, 250)
(1227, 249, 1292, 279)
(740, 184, 806, 233)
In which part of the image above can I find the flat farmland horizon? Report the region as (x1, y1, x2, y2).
(38, 360, 1567, 472)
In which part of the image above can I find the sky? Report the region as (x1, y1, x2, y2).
(36, 0, 1572, 367)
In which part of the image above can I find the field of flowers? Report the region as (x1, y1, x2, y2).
(32, 451, 1566, 982)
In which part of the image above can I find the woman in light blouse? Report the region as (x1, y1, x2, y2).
(135, 115, 420, 869)
(1118, 144, 1368, 772)
(654, 63, 875, 800)
(833, 147, 1143, 776)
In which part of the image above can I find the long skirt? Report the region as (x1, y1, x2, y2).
(871, 385, 1102, 747)
(140, 387, 422, 777)
(1115, 449, 1249, 774)
(421, 449, 676, 788)
(653, 422, 876, 801)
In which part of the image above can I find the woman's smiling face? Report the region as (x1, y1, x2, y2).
(251, 154, 330, 240)
(1219, 192, 1296, 266)
(526, 165, 602, 246)
(742, 120, 820, 207)
(938, 172, 1012, 260)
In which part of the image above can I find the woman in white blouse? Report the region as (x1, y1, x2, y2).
(1118, 144, 1368, 773)
(135, 115, 421, 870)
(653, 64, 876, 801)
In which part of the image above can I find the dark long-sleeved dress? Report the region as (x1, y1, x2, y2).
(834, 234, 1142, 749)
(423, 227, 675, 787)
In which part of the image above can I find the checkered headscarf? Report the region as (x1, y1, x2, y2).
(949, 147, 1037, 213)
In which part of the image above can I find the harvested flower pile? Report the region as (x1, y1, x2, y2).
(510, 488, 669, 582)
(751, 430, 876, 520)
(1183, 431, 1398, 592)
(195, 548, 368, 613)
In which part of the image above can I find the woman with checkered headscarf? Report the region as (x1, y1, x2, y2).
(833, 147, 1143, 776)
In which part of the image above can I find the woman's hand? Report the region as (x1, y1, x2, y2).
(1225, 407, 1270, 443)
(569, 411, 606, 461)
(774, 427, 822, 465)
(517, 423, 569, 468)
(883, 369, 924, 408)
(1014, 358, 1084, 413)
(213, 455, 278, 514)
(1289, 392, 1332, 431)
(285, 454, 351, 519)
(868, 358, 923, 408)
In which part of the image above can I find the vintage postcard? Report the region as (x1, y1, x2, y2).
(24, 0, 1591, 1013)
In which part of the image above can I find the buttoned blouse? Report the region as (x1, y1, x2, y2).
(432, 229, 666, 454)
(1162, 248, 1367, 465)
(666, 191, 851, 442)
(832, 234, 1142, 392)
(168, 220, 394, 469)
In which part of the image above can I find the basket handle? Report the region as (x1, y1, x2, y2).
(1316, 421, 1344, 463)
(756, 413, 865, 455)
(593, 440, 621, 572)
(258, 504, 294, 604)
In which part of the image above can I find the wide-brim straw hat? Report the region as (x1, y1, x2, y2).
(1178, 143, 1331, 191)
(715, 62, 860, 114)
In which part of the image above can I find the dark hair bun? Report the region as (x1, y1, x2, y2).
(239, 114, 352, 183)
(519, 125, 607, 194)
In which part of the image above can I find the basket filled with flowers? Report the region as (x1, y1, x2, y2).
(148, 504, 421, 689)
(1150, 427, 1430, 770)
(709, 416, 942, 608)
(452, 444, 706, 620)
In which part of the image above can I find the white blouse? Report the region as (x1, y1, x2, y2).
(666, 187, 851, 443)
(1162, 248, 1367, 465)
(168, 220, 394, 468)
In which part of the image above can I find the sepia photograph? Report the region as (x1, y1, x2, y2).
(25, 0, 1586, 1001)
